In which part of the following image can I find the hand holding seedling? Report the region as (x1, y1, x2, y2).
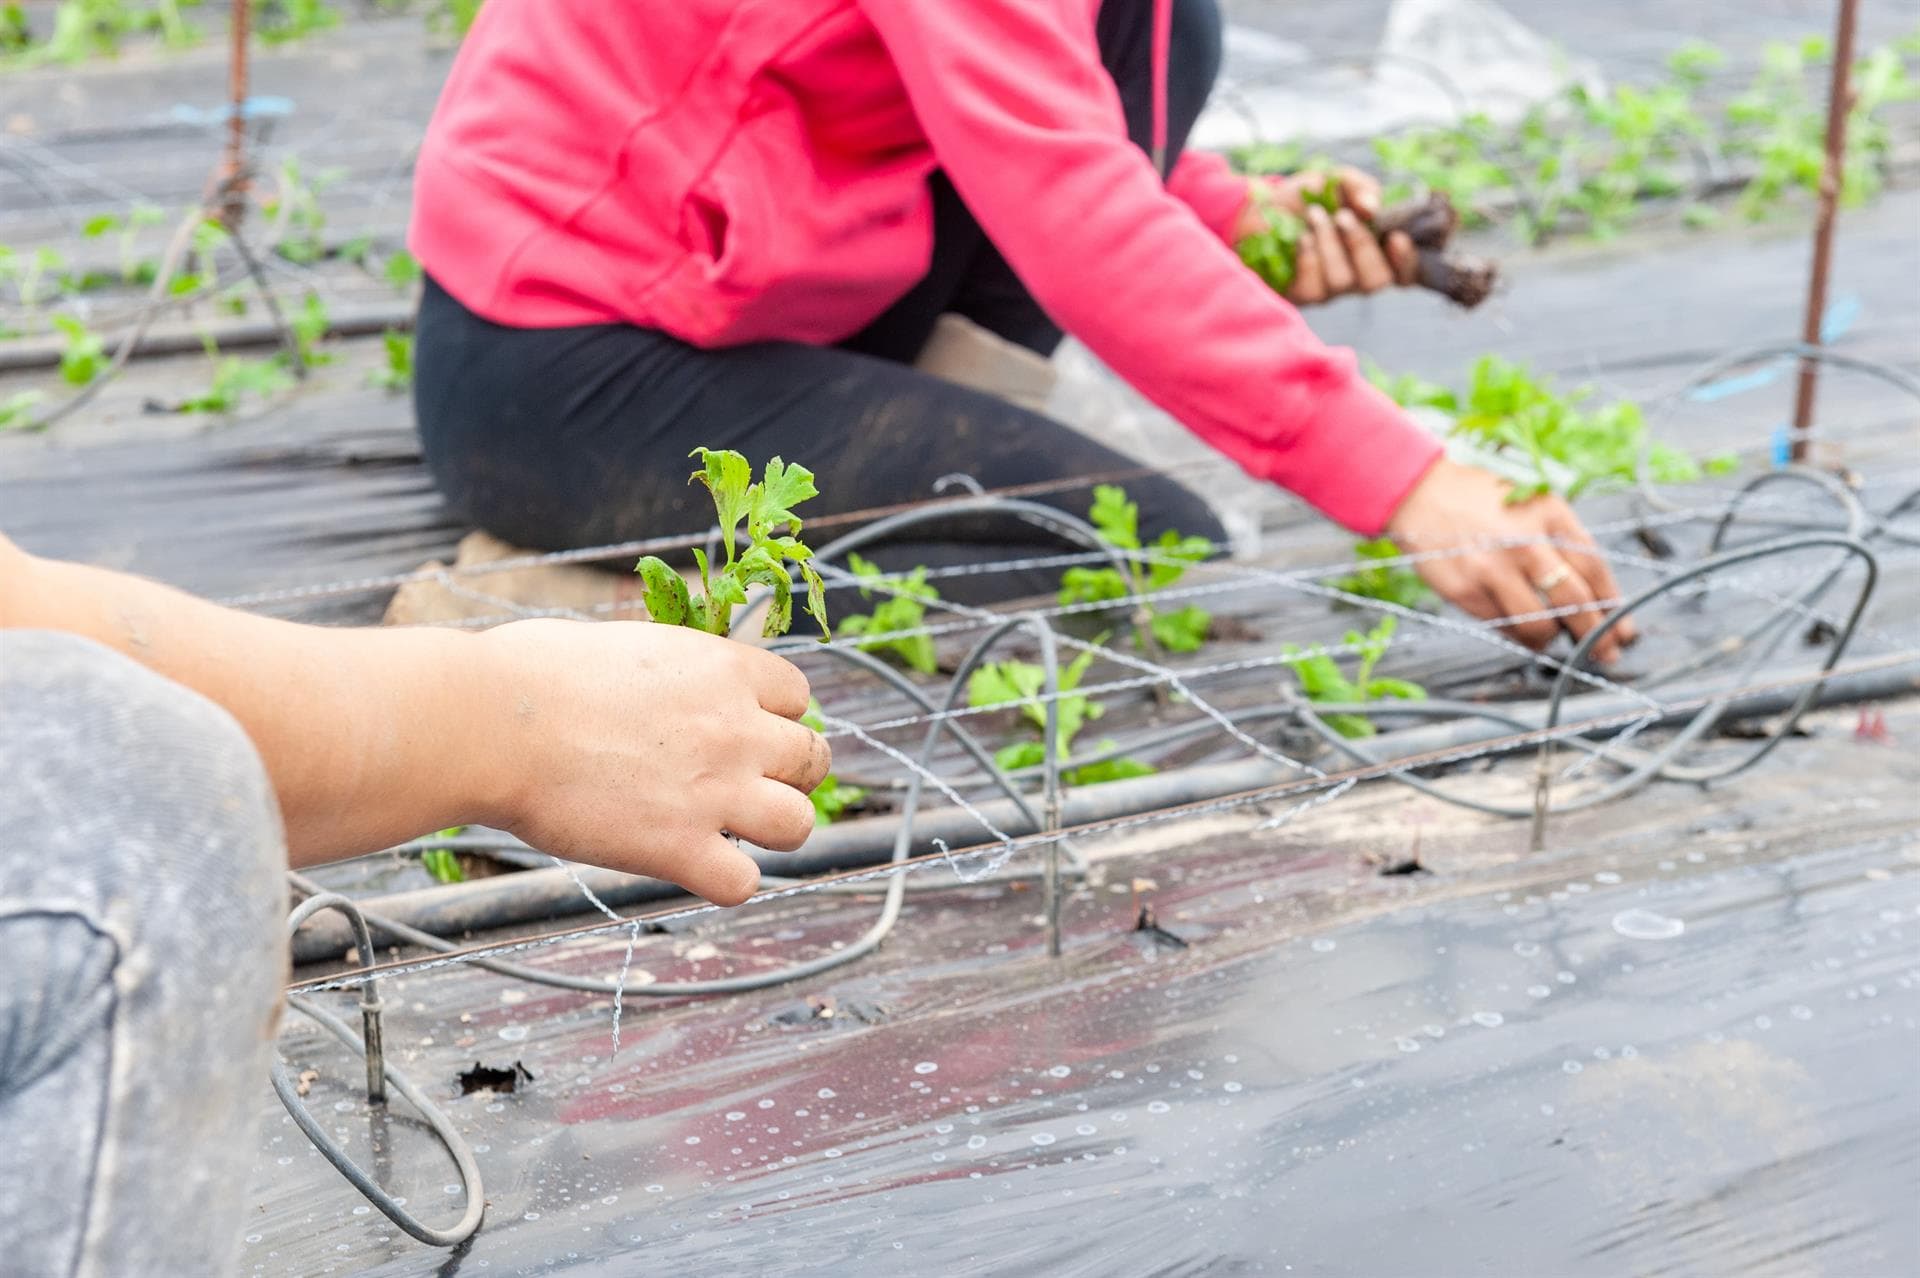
(478, 619, 830, 904)
(1234, 165, 1417, 303)
(1235, 167, 1497, 308)
(1385, 458, 1636, 663)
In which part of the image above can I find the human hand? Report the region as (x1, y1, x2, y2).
(1385, 458, 1638, 663)
(475, 620, 830, 905)
(1233, 167, 1419, 304)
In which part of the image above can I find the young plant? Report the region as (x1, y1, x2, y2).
(1283, 616, 1426, 739)
(427, 0, 484, 39)
(174, 339, 295, 414)
(383, 249, 423, 292)
(1453, 355, 1720, 501)
(967, 646, 1154, 786)
(1058, 484, 1213, 653)
(1, 246, 70, 307)
(835, 552, 940, 674)
(81, 202, 167, 284)
(635, 448, 829, 639)
(1234, 187, 1306, 295)
(1365, 361, 1458, 414)
(262, 158, 338, 265)
(0, 389, 45, 432)
(368, 329, 413, 392)
(51, 314, 106, 386)
(1326, 538, 1437, 612)
(1, 3, 32, 53)
(800, 700, 866, 826)
(289, 290, 332, 367)
(420, 828, 468, 885)
(257, 0, 337, 45)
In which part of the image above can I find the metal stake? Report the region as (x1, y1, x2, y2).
(219, 0, 251, 229)
(1789, 0, 1862, 463)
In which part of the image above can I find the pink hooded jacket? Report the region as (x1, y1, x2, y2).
(408, 0, 1441, 533)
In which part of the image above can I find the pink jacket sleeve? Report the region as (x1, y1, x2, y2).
(857, 0, 1440, 534)
(1167, 148, 1253, 243)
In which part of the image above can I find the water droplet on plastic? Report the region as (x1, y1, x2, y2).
(1612, 908, 1684, 940)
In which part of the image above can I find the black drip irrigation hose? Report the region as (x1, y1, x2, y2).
(270, 893, 485, 1248)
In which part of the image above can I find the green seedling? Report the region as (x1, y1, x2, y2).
(368, 330, 413, 392)
(1058, 484, 1212, 653)
(635, 448, 828, 639)
(1453, 355, 1717, 500)
(290, 291, 332, 367)
(1365, 361, 1459, 414)
(51, 314, 106, 386)
(82, 202, 167, 285)
(968, 646, 1154, 786)
(427, 0, 484, 39)
(1, 246, 69, 307)
(1350, 32, 1918, 242)
(174, 338, 295, 414)
(263, 158, 339, 265)
(0, 389, 46, 432)
(258, 0, 337, 44)
(1, 3, 32, 52)
(801, 700, 866, 826)
(1326, 538, 1437, 612)
(420, 827, 468, 884)
(18, 0, 191, 63)
(1234, 187, 1306, 295)
(835, 552, 941, 674)
(383, 249, 423, 292)
(1283, 616, 1426, 739)
(1372, 354, 1732, 503)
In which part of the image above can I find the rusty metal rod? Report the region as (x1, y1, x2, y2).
(1789, 0, 1862, 463)
(219, 0, 251, 229)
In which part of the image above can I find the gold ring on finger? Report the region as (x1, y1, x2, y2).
(1532, 564, 1572, 596)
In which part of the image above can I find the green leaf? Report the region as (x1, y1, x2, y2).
(634, 556, 691, 627)
(1087, 484, 1140, 551)
(1364, 677, 1428, 703)
(808, 773, 867, 826)
(1150, 604, 1211, 653)
(798, 562, 829, 637)
(1059, 565, 1129, 607)
(751, 455, 819, 536)
(384, 249, 422, 292)
(51, 314, 105, 386)
(420, 847, 466, 884)
(0, 389, 45, 432)
(735, 545, 794, 638)
(688, 447, 753, 556)
(82, 213, 118, 238)
(994, 739, 1047, 772)
(1068, 753, 1157, 785)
